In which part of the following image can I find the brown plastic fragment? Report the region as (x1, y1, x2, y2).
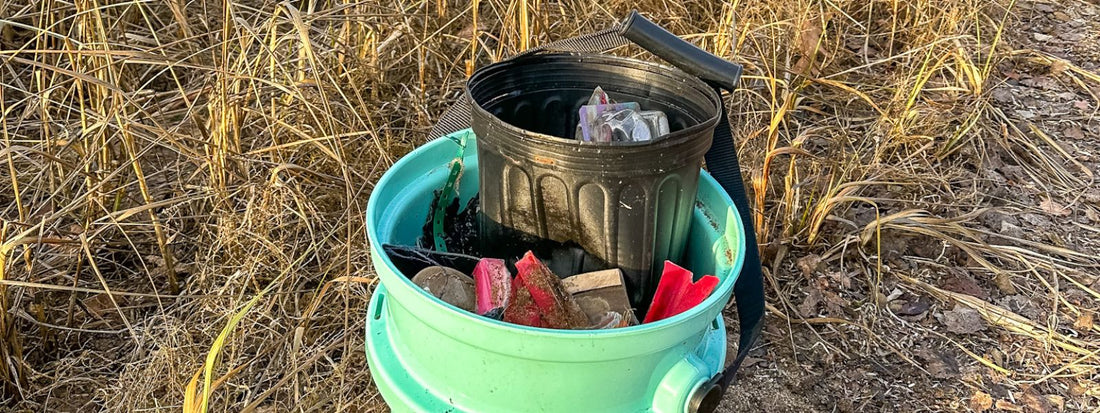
(562, 268, 638, 327)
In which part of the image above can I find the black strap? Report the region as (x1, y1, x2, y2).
(428, 22, 764, 413)
(697, 86, 765, 410)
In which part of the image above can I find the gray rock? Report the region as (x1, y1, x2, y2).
(938, 307, 986, 334)
(1001, 221, 1026, 239)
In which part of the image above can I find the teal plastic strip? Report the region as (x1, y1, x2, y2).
(432, 132, 469, 252)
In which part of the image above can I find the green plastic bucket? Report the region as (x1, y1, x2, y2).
(365, 130, 746, 412)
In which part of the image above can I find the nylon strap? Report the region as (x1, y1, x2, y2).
(427, 26, 764, 412)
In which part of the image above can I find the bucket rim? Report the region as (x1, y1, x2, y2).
(365, 130, 747, 340)
(465, 52, 723, 148)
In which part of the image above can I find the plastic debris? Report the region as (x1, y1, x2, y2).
(482, 307, 505, 320)
(473, 258, 512, 317)
(584, 105, 649, 142)
(638, 110, 670, 138)
(412, 266, 477, 312)
(504, 252, 589, 329)
(576, 87, 670, 143)
(643, 261, 719, 323)
(562, 268, 638, 328)
(586, 86, 611, 105)
(504, 276, 544, 327)
(423, 131, 471, 252)
(589, 311, 624, 329)
(578, 102, 640, 142)
(419, 192, 480, 257)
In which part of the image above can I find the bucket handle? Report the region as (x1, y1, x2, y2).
(618, 11, 742, 91)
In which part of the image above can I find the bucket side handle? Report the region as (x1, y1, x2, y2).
(652, 354, 711, 413)
(651, 316, 726, 413)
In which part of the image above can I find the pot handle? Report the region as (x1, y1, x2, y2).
(619, 11, 742, 91)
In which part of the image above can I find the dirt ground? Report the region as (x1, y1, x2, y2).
(722, 0, 1100, 411)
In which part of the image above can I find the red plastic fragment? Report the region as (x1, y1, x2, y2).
(504, 251, 589, 329)
(503, 275, 544, 327)
(643, 261, 719, 323)
(473, 258, 511, 315)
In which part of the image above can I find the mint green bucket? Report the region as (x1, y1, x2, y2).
(365, 130, 746, 412)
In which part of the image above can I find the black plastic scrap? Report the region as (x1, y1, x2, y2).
(418, 194, 480, 257)
(383, 244, 480, 278)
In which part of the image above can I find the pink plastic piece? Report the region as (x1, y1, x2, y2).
(474, 258, 512, 315)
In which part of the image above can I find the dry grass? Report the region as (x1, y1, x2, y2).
(0, 0, 1097, 411)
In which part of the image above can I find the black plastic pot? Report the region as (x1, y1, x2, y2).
(468, 53, 722, 311)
